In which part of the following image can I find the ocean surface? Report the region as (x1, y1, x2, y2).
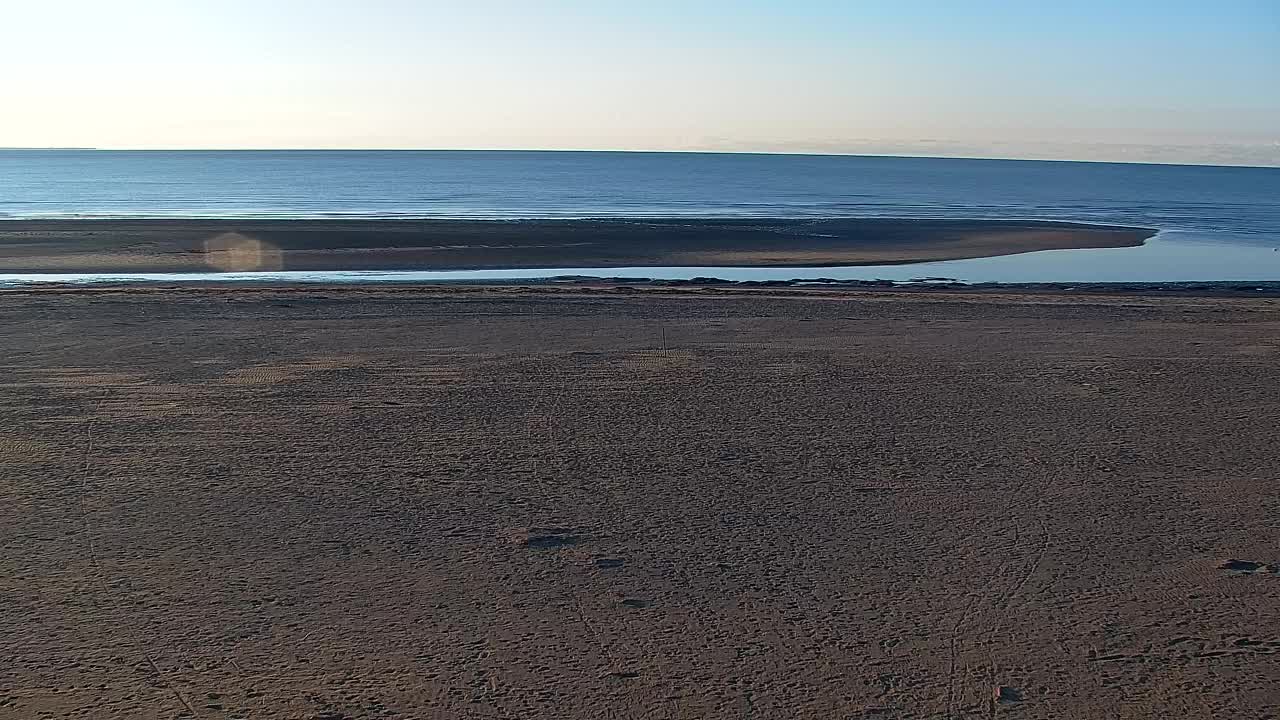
(2, 149, 1278, 283)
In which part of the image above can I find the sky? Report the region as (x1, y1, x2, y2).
(2, 0, 1277, 165)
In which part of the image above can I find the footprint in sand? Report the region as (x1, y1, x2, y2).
(511, 527, 583, 549)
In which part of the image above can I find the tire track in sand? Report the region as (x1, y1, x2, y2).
(78, 390, 200, 718)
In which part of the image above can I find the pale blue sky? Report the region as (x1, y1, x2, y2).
(2, 0, 1277, 164)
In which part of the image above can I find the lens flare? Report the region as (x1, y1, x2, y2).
(202, 232, 283, 272)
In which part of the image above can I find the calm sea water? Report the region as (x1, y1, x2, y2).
(2, 150, 1278, 283)
(0, 149, 1275, 231)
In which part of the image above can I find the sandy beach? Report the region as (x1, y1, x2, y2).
(0, 218, 1154, 273)
(1, 284, 1277, 719)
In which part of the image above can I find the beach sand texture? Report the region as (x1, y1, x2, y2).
(1, 286, 1277, 719)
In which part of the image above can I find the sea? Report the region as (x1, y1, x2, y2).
(1, 149, 1278, 284)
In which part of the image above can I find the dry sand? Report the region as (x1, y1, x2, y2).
(0, 218, 1153, 273)
(1, 285, 1277, 719)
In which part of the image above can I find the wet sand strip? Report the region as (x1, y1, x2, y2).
(0, 218, 1155, 272)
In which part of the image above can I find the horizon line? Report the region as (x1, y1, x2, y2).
(1, 146, 1276, 170)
